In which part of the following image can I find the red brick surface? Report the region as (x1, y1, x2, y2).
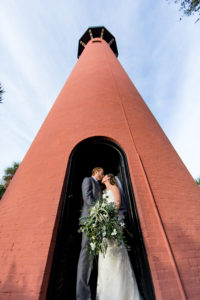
(0, 38, 200, 299)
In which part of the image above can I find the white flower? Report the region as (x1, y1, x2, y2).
(120, 222, 125, 228)
(90, 242, 95, 251)
(90, 207, 96, 215)
(111, 229, 117, 236)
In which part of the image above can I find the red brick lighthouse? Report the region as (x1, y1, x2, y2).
(0, 26, 200, 300)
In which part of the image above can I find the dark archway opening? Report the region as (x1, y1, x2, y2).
(46, 137, 155, 300)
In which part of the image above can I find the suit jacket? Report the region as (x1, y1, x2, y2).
(81, 177, 101, 218)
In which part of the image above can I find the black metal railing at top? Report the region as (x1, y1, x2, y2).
(78, 26, 118, 58)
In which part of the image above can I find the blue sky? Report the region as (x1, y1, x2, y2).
(0, 0, 200, 179)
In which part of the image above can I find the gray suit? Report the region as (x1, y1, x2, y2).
(76, 177, 101, 300)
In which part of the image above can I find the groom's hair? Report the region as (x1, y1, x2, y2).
(92, 167, 103, 176)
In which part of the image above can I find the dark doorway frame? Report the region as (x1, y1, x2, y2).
(45, 136, 155, 300)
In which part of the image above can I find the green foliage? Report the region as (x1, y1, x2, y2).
(3, 162, 20, 187)
(195, 177, 200, 185)
(0, 162, 20, 199)
(0, 184, 6, 200)
(79, 195, 131, 268)
(0, 83, 4, 103)
(170, 0, 200, 21)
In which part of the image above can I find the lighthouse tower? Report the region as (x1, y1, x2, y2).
(0, 27, 200, 300)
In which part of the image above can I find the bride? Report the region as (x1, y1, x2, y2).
(96, 173, 142, 300)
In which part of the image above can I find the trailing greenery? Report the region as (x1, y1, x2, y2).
(0, 83, 4, 103)
(79, 194, 131, 268)
(0, 162, 20, 199)
(0, 184, 6, 200)
(3, 162, 19, 188)
(195, 177, 200, 185)
(170, 0, 200, 21)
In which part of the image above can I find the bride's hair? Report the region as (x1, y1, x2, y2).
(107, 173, 118, 186)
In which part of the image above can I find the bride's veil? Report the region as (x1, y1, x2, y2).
(115, 176, 127, 217)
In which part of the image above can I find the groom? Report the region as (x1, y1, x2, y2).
(76, 167, 104, 300)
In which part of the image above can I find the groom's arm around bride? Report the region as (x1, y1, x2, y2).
(76, 167, 104, 300)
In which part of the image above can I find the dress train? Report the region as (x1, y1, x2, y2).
(96, 190, 142, 300)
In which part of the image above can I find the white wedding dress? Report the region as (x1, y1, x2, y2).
(96, 189, 142, 300)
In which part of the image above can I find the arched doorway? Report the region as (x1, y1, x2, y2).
(46, 136, 155, 300)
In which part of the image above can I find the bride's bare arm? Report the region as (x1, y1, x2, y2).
(112, 186, 121, 209)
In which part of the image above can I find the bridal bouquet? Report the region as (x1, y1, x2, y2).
(78, 195, 130, 266)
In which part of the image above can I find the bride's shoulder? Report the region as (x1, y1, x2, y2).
(111, 185, 120, 197)
(112, 185, 120, 192)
